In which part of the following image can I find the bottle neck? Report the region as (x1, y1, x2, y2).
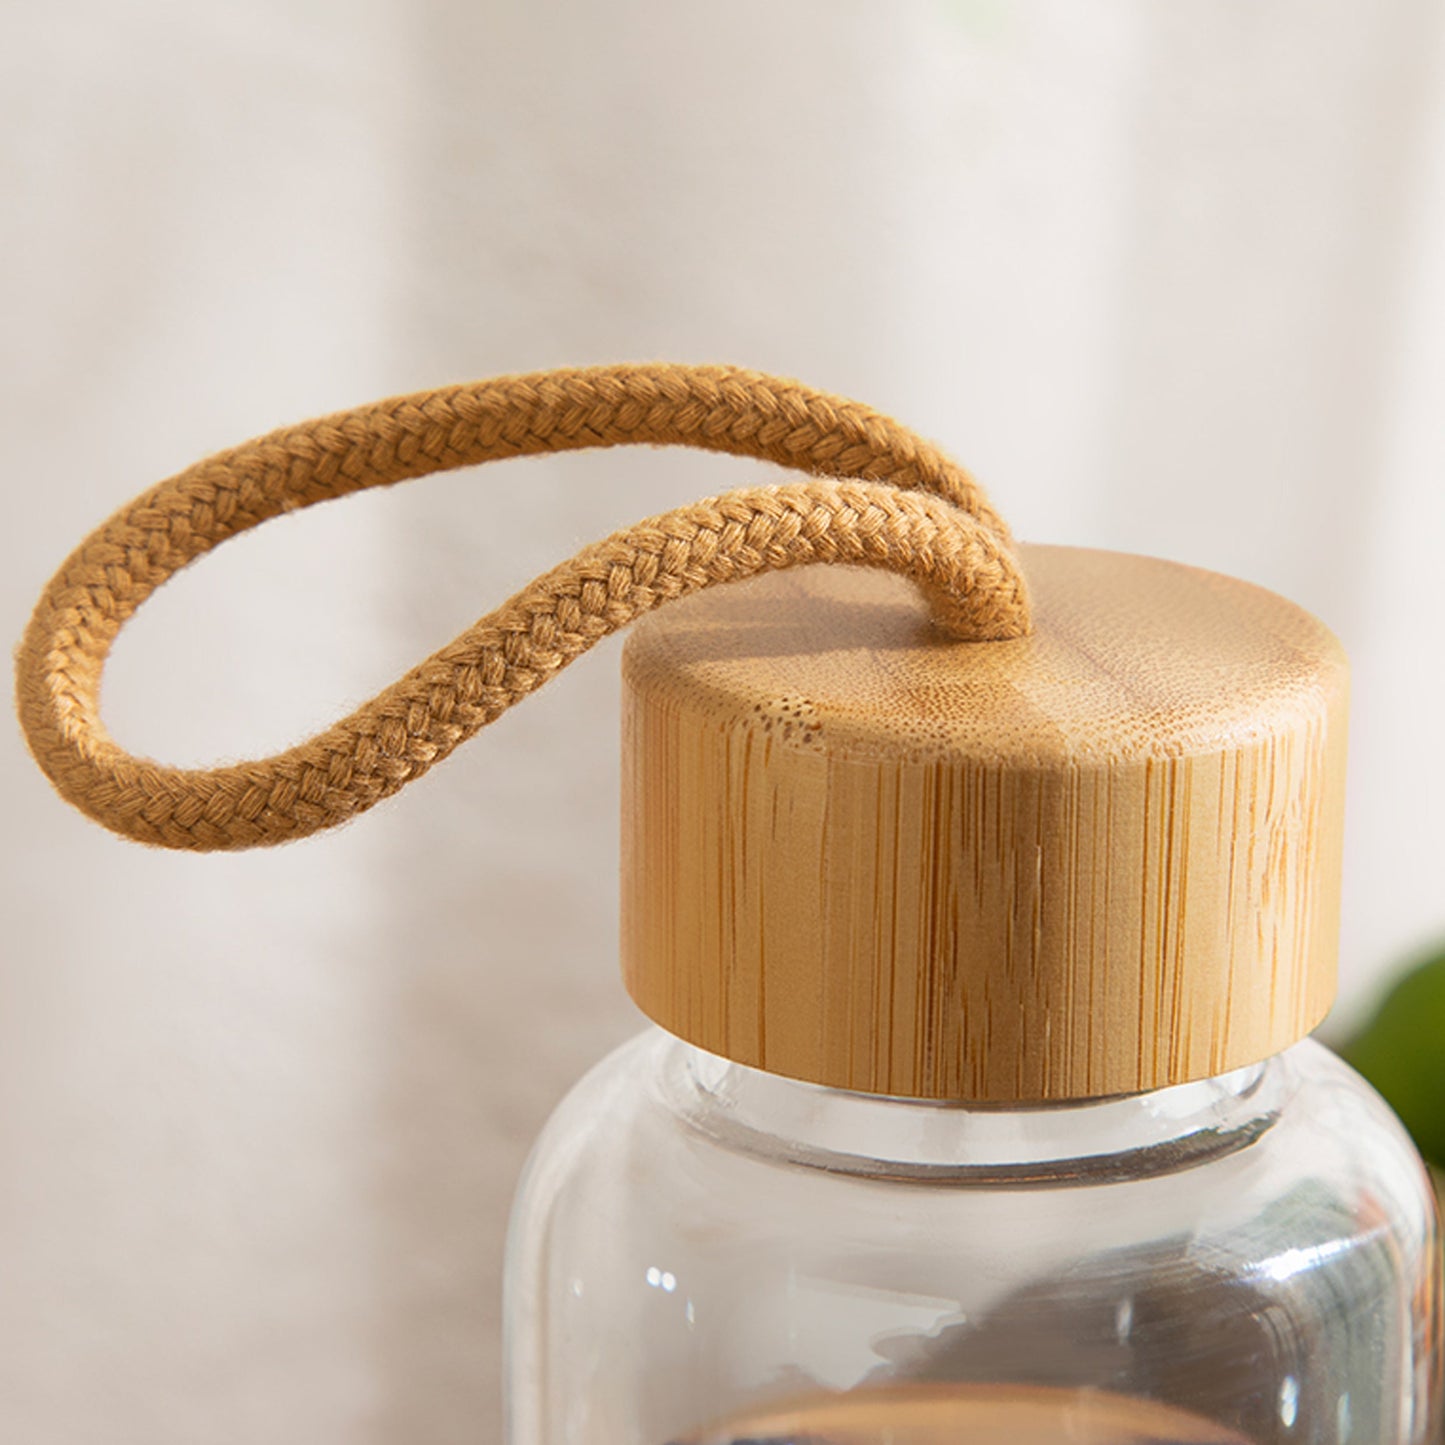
(659, 1033, 1297, 1185)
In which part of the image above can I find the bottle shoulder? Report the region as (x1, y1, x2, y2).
(508, 1029, 663, 1215)
(513, 1029, 1439, 1304)
(520, 1029, 1431, 1207)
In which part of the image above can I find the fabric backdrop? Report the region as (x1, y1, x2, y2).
(4, 2, 1443, 1441)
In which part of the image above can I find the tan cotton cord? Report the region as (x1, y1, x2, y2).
(15, 362, 1031, 850)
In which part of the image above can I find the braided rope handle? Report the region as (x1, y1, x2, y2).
(16, 363, 1031, 850)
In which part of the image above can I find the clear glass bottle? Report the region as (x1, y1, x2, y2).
(505, 551, 1445, 1444)
(507, 1030, 1441, 1445)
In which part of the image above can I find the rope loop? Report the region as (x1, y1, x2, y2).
(15, 363, 1031, 850)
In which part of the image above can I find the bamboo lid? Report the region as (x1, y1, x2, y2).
(620, 545, 1349, 1102)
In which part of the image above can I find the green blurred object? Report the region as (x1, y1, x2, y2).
(1343, 945, 1445, 1168)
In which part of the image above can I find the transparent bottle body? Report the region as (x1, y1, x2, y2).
(505, 1028, 1442, 1445)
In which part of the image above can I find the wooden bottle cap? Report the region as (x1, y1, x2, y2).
(620, 545, 1349, 1102)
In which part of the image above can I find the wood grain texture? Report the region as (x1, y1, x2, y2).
(620, 545, 1349, 1101)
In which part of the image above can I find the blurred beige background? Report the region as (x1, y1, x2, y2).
(3, 1, 1444, 1441)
